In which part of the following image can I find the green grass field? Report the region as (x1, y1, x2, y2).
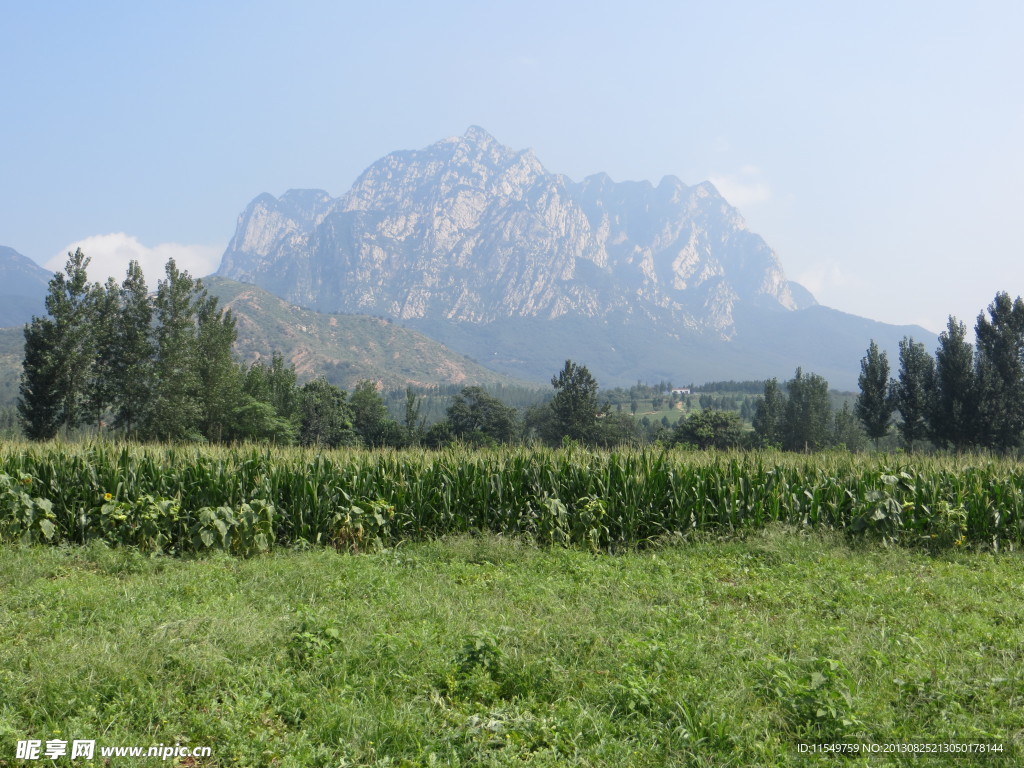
(1, 530, 1022, 766)
(3, 442, 1024, 765)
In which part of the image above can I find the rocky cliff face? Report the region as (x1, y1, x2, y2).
(218, 127, 812, 340)
(217, 128, 934, 388)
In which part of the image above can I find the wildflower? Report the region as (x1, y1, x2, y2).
(20, 476, 32, 485)
(103, 493, 113, 501)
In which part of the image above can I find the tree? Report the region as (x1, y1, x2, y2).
(111, 260, 154, 437)
(229, 396, 297, 444)
(892, 337, 935, 451)
(546, 360, 605, 444)
(83, 278, 121, 433)
(855, 341, 893, 448)
(243, 353, 301, 425)
(195, 296, 240, 442)
(403, 387, 425, 445)
(143, 260, 205, 441)
(19, 249, 97, 439)
(832, 401, 867, 452)
(18, 315, 63, 440)
(350, 380, 400, 447)
(447, 385, 519, 444)
(783, 368, 832, 452)
(973, 293, 1024, 451)
(930, 317, 977, 451)
(298, 378, 357, 447)
(752, 378, 786, 447)
(594, 411, 640, 447)
(672, 409, 744, 450)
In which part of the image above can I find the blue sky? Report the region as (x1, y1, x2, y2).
(2, 0, 1022, 334)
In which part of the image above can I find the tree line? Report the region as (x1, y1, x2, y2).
(17, 253, 639, 448)
(855, 292, 1024, 452)
(13, 251, 862, 451)
(24, 251, 1014, 453)
(18, 251, 417, 447)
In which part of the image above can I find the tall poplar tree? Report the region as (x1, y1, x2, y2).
(892, 337, 935, 451)
(18, 314, 62, 440)
(83, 278, 121, 433)
(783, 368, 832, 452)
(833, 401, 867, 451)
(973, 293, 1024, 451)
(752, 377, 786, 447)
(18, 248, 97, 439)
(350, 380, 398, 447)
(112, 260, 154, 437)
(930, 317, 976, 451)
(855, 341, 893, 448)
(195, 296, 240, 442)
(143, 260, 204, 441)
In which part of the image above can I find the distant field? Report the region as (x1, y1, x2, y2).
(0, 532, 1021, 766)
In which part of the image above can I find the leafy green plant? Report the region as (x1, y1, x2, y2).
(331, 498, 394, 552)
(923, 500, 968, 550)
(573, 495, 609, 552)
(96, 495, 181, 552)
(535, 495, 569, 547)
(287, 612, 344, 667)
(442, 631, 509, 702)
(759, 656, 863, 741)
(0, 472, 57, 544)
(2, 443, 1024, 555)
(191, 500, 276, 556)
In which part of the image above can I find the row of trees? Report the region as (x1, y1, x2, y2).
(19, 250, 238, 441)
(17, 253, 639, 448)
(24, 252, 1017, 454)
(424, 361, 638, 448)
(13, 249, 850, 451)
(746, 368, 864, 452)
(855, 292, 1024, 452)
(18, 251, 419, 447)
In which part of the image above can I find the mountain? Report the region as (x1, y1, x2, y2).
(0, 246, 51, 327)
(219, 126, 811, 332)
(204, 276, 525, 391)
(216, 127, 933, 389)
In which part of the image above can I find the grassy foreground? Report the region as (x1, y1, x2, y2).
(1, 531, 1022, 766)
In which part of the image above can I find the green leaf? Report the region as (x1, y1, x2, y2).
(37, 518, 56, 541)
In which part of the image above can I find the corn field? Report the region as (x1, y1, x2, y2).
(1, 441, 1023, 555)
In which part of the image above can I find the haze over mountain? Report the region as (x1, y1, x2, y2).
(0, 246, 52, 328)
(218, 127, 932, 388)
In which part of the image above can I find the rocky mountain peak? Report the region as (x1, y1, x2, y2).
(215, 128, 845, 383)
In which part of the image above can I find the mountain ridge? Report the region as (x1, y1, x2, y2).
(0, 246, 52, 328)
(217, 127, 932, 388)
(204, 276, 527, 391)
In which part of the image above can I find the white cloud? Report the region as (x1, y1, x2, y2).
(708, 165, 772, 209)
(46, 233, 224, 289)
(795, 260, 865, 298)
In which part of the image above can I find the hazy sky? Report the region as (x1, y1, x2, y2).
(3, 0, 1022, 334)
